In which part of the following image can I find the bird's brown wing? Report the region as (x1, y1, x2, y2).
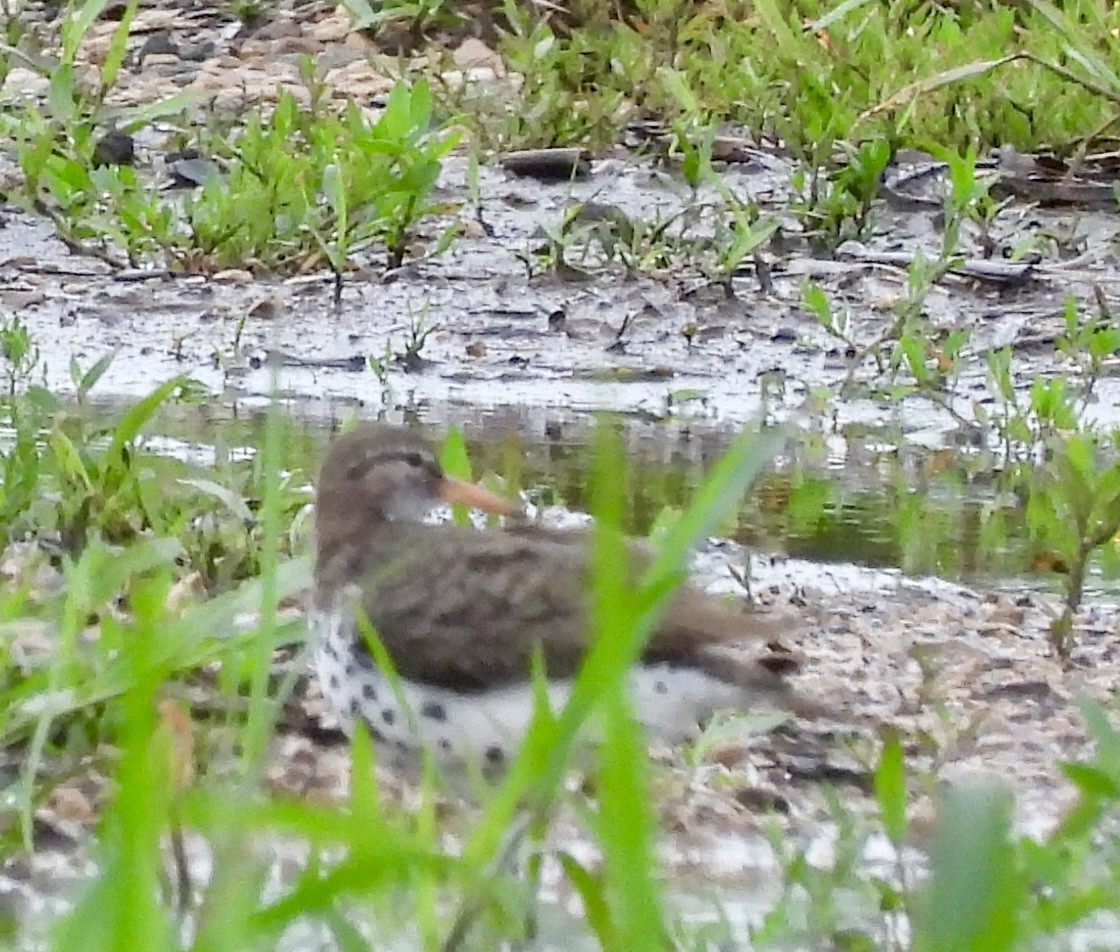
(503, 524, 803, 685)
(353, 522, 801, 695)
(354, 524, 594, 691)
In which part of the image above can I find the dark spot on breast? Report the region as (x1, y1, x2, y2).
(368, 724, 387, 744)
(382, 708, 395, 725)
(324, 640, 339, 660)
(362, 683, 377, 701)
(349, 698, 361, 716)
(395, 739, 410, 752)
(654, 680, 668, 695)
(353, 640, 376, 670)
(329, 674, 340, 691)
(420, 701, 446, 722)
(439, 738, 451, 751)
(485, 745, 504, 765)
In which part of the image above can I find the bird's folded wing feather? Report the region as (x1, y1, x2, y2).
(355, 524, 801, 694)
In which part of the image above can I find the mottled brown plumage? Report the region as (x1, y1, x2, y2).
(313, 424, 800, 699)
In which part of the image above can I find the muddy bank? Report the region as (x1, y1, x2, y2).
(3, 150, 1117, 440)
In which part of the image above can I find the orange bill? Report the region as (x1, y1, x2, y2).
(439, 476, 519, 515)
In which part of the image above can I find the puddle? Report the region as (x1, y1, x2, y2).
(54, 398, 1075, 594)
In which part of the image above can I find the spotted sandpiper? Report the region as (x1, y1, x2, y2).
(310, 423, 805, 778)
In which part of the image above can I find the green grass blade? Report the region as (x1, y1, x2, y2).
(913, 784, 1021, 952)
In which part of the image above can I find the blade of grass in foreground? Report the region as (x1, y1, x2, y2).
(913, 784, 1021, 952)
(586, 424, 665, 952)
(0, 555, 310, 751)
(180, 786, 477, 951)
(462, 423, 787, 914)
(52, 572, 179, 952)
(239, 395, 285, 775)
(11, 536, 181, 843)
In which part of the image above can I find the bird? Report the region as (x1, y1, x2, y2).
(309, 422, 808, 780)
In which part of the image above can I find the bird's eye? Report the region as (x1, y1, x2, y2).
(403, 452, 427, 469)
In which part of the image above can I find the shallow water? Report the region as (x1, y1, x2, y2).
(57, 397, 1071, 594)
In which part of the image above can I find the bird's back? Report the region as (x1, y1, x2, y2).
(343, 521, 798, 702)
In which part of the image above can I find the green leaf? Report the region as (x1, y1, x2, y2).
(48, 428, 94, 492)
(73, 352, 116, 400)
(79, 536, 184, 609)
(60, 0, 113, 64)
(802, 281, 833, 327)
(1061, 763, 1120, 799)
(177, 477, 254, 522)
(107, 377, 185, 462)
(100, 0, 139, 93)
(874, 732, 907, 844)
(439, 426, 472, 526)
(914, 784, 1021, 952)
(558, 853, 618, 950)
(1079, 698, 1120, 779)
(340, 0, 377, 29)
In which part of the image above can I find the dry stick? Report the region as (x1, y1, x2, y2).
(1071, 111, 1120, 163)
(30, 197, 128, 270)
(169, 811, 192, 917)
(1022, 52, 1120, 107)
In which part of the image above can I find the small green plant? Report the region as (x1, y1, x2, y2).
(985, 304, 1114, 444)
(709, 183, 780, 281)
(1023, 434, 1120, 657)
(980, 295, 1120, 656)
(69, 353, 115, 405)
(368, 340, 394, 388)
(790, 138, 892, 251)
(458, 1, 633, 150)
(4, 56, 461, 279)
(754, 788, 883, 948)
(398, 312, 439, 371)
(1056, 295, 1120, 416)
(228, 0, 269, 24)
(0, 374, 312, 591)
(184, 78, 461, 276)
(0, 314, 40, 394)
(802, 140, 990, 407)
(343, 0, 460, 44)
